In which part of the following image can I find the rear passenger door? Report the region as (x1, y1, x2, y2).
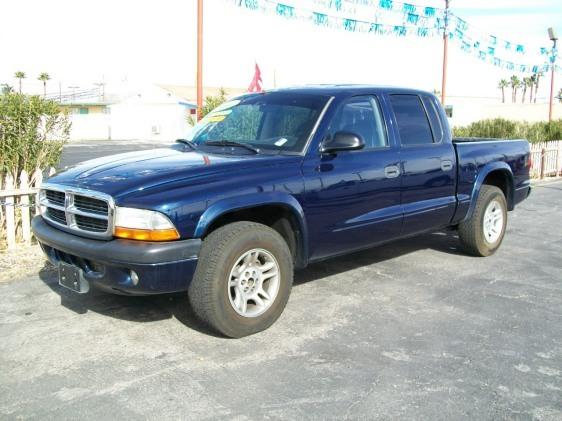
(388, 93, 456, 235)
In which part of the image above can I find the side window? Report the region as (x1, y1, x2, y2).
(389, 94, 434, 145)
(422, 95, 444, 143)
(329, 96, 388, 149)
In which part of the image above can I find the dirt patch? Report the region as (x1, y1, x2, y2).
(0, 244, 55, 283)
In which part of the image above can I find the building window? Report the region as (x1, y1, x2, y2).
(79, 107, 89, 115)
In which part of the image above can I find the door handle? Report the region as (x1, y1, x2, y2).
(441, 160, 453, 171)
(384, 165, 400, 179)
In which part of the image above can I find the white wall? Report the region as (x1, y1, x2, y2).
(67, 103, 193, 142)
(109, 103, 191, 141)
(448, 98, 562, 127)
(69, 114, 111, 141)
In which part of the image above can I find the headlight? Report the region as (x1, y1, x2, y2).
(113, 207, 180, 241)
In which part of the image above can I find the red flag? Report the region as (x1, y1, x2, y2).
(247, 63, 263, 92)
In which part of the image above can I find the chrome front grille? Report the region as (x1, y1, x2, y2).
(46, 190, 65, 207)
(74, 195, 109, 215)
(39, 184, 115, 239)
(46, 208, 67, 225)
(75, 214, 109, 232)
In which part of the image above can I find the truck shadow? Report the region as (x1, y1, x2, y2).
(38, 230, 464, 336)
(294, 229, 464, 286)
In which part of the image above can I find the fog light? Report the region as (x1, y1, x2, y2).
(130, 270, 139, 286)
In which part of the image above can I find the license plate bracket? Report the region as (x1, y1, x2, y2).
(58, 263, 89, 293)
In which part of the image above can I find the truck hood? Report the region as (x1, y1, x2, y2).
(47, 147, 300, 199)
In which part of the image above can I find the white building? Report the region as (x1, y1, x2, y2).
(109, 85, 196, 141)
(64, 84, 249, 142)
(65, 84, 197, 142)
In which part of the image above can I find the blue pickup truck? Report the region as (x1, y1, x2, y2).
(32, 86, 531, 337)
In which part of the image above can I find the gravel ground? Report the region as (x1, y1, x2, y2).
(0, 245, 54, 284)
(0, 181, 561, 420)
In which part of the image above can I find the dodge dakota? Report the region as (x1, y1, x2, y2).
(32, 86, 531, 337)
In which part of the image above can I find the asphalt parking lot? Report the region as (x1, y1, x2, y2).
(59, 140, 165, 168)
(1, 181, 561, 420)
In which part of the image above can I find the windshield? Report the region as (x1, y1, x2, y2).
(186, 92, 329, 153)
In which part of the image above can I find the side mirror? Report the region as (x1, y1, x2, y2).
(320, 131, 365, 154)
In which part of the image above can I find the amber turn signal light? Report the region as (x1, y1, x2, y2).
(114, 227, 180, 242)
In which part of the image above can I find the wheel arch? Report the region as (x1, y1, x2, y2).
(194, 193, 309, 268)
(464, 162, 514, 222)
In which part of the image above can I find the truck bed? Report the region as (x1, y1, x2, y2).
(452, 138, 531, 224)
(453, 137, 526, 143)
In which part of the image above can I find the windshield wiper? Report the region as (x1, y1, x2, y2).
(204, 140, 259, 154)
(175, 138, 197, 150)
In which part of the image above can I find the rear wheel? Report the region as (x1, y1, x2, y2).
(188, 221, 293, 338)
(458, 185, 507, 257)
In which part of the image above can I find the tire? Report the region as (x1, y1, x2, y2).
(188, 221, 294, 338)
(458, 185, 508, 257)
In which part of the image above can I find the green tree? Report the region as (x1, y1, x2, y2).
(0, 93, 70, 178)
(452, 118, 562, 143)
(187, 88, 228, 125)
(14, 71, 26, 94)
(521, 77, 533, 103)
(533, 72, 543, 103)
(497, 79, 508, 103)
(529, 74, 536, 102)
(201, 88, 228, 117)
(38, 72, 51, 98)
(1, 84, 14, 95)
(510, 75, 521, 103)
(557, 88, 562, 103)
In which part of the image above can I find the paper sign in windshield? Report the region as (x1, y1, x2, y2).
(207, 115, 226, 122)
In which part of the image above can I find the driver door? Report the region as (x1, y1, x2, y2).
(302, 95, 403, 261)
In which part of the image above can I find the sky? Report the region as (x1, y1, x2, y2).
(1, 0, 561, 101)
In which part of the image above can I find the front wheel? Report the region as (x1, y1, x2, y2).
(458, 185, 508, 257)
(188, 221, 293, 338)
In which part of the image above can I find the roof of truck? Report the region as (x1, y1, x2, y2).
(260, 84, 435, 97)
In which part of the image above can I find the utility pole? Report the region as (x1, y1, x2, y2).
(441, 0, 451, 104)
(94, 81, 106, 102)
(197, 0, 203, 120)
(548, 27, 558, 122)
(68, 86, 79, 102)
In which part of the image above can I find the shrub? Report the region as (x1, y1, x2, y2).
(453, 118, 562, 143)
(0, 93, 70, 179)
(187, 88, 228, 126)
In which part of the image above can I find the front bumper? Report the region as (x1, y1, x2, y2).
(32, 216, 201, 295)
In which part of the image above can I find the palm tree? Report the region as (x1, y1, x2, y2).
(498, 79, 508, 103)
(521, 77, 533, 103)
(14, 71, 25, 93)
(510, 75, 521, 103)
(527, 77, 534, 103)
(529, 74, 536, 103)
(533, 72, 543, 103)
(38, 72, 50, 98)
(1, 84, 14, 95)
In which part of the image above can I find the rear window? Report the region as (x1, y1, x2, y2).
(389, 94, 434, 145)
